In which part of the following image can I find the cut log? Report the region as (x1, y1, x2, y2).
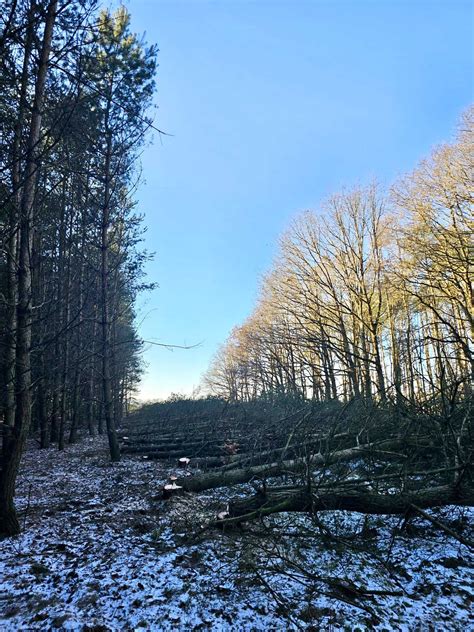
(224, 484, 474, 522)
(177, 438, 407, 492)
(187, 456, 226, 469)
(214, 437, 355, 473)
(122, 446, 227, 459)
(122, 438, 225, 449)
(162, 483, 184, 499)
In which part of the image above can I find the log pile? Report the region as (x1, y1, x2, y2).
(120, 403, 357, 469)
(124, 400, 474, 537)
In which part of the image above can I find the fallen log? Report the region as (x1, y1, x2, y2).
(177, 438, 409, 492)
(188, 456, 227, 469)
(224, 484, 474, 522)
(214, 435, 359, 473)
(121, 440, 226, 453)
(120, 437, 221, 447)
(122, 445, 229, 459)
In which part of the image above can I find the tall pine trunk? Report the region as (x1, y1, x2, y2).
(0, 0, 58, 537)
(100, 128, 120, 462)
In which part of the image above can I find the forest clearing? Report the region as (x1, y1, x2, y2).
(0, 413, 472, 630)
(0, 0, 472, 630)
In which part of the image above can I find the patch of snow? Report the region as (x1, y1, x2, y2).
(0, 437, 472, 630)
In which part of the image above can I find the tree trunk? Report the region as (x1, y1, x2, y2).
(177, 437, 407, 493)
(3, 1, 35, 433)
(225, 483, 474, 522)
(0, 0, 58, 538)
(100, 127, 120, 462)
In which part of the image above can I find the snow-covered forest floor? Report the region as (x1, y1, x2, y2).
(1, 437, 473, 631)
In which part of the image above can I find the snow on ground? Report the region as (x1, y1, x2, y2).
(0, 437, 473, 631)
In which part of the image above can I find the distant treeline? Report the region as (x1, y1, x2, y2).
(205, 109, 473, 408)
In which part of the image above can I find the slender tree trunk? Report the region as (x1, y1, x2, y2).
(388, 301, 402, 408)
(0, 0, 58, 537)
(57, 182, 69, 450)
(38, 369, 50, 449)
(4, 2, 34, 433)
(100, 129, 120, 461)
(69, 197, 87, 443)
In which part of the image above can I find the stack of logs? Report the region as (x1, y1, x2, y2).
(120, 407, 473, 531)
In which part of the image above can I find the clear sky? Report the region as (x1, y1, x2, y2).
(124, 0, 473, 401)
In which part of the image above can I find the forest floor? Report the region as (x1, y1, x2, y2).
(0, 436, 473, 631)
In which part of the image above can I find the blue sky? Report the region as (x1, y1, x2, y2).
(125, 0, 473, 401)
